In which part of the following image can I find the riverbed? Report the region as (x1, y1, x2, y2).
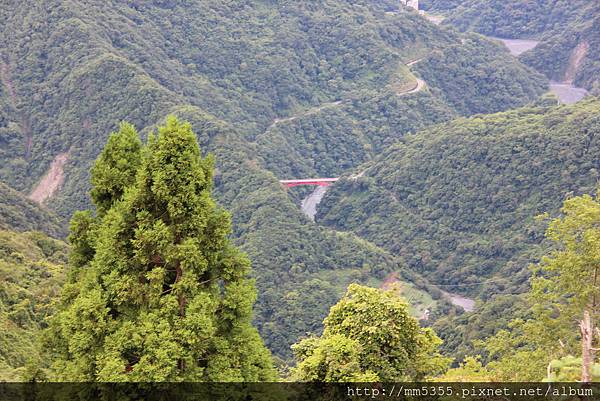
(493, 37, 588, 105)
(490, 37, 539, 56)
(301, 186, 328, 221)
(443, 291, 476, 312)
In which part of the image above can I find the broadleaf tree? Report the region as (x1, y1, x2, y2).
(483, 192, 600, 381)
(291, 284, 450, 381)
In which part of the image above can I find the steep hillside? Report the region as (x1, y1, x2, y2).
(0, 0, 546, 215)
(119, 108, 441, 361)
(317, 99, 600, 299)
(521, 12, 600, 94)
(433, 0, 591, 38)
(0, 0, 549, 361)
(0, 230, 67, 380)
(0, 182, 65, 238)
(429, 0, 600, 94)
(412, 34, 547, 115)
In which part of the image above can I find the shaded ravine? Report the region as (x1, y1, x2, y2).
(492, 37, 588, 105)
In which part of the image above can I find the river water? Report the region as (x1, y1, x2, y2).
(490, 37, 539, 56)
(492, 37, 588, 104)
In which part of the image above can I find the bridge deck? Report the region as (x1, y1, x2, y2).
(279, 178, 339, 187)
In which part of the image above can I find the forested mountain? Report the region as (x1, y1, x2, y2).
(317, 99, 600, 299)
(426, 0, 590, 38)
(0, 182, 65, 238)
(0, 0, 549, 363)
(427, 0, 600, 94)
(0, 0, 546, 213)
(522, 8, 600, 94)
(0, 230, 67, 380)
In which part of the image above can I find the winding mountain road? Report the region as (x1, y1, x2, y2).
(293, 59, 427, 220)
(264, 58, 427, 135)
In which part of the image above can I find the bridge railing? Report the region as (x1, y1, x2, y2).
(279, 178, 339, 188)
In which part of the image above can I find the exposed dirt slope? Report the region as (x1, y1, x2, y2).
(29, 153, 69, 204)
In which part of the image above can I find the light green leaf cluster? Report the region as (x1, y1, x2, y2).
(481, 190, 600, 381)
(434, 356, 493, 382)
(546, 356, 600, 382)
(291, 284, 450, 381)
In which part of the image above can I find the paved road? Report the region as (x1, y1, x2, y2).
(399, 78, 425, 96)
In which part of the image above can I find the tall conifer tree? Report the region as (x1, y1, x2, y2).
(47, 116, 274, 381)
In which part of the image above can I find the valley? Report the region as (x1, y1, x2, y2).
(493, 37, 589, 104)
(0, 0, 598, 382)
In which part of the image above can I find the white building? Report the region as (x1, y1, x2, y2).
(401, 0, 419, 11)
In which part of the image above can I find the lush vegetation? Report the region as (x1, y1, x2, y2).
(318, 99, 600, 299)
(0, 0, 550, 362)
(0, 182, 65, 238)
(292, 284, 449, 381)
(2, 0, 599, 382)
(432, 0, 591, 38)
(521, 5, 600, 94)
(167, 108, 439, 362)
(468, 190, 600, 381)
(46, 118, 276, 381)
(0, 230, 67, 380)
(413, 34, 547, 115)
(430, 0, 600, 93)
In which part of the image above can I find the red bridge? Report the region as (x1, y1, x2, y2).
(280, 178, 339, 188)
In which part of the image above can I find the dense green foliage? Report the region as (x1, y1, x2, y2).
(318, 99, 600, 299)
(0, 1, 548, 361)
(292, 284, 449, 381)
(168, 108, 437, 362)
(413, 34, 547, 115)
(431, 0, 600, 93)
(522, 8, 600, 94)
(465, 191, 600, 380)
(432, 295, 527, 363)
(0, 0, 583, 370)
(0, 230, 67, 380)
(435, 0, 591, 38)
(0, 182, 65, 238)
(0, 0, 546, 211)
(46, 117, 275, 381)
(255, 33, 547, 181)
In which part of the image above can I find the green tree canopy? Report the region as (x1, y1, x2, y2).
(90, 122, 143, 217)
(482, 191, 600, 380)
(292, 284, 450, 381)
(46, 116, 275, 381)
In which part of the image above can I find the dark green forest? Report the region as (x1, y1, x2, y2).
(318, 99, 600, 295)
(0, 182, 65, 238)
(0, 0, 549, 365)
(427, 0, 600, 94)
(1, 0, 600, 384)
